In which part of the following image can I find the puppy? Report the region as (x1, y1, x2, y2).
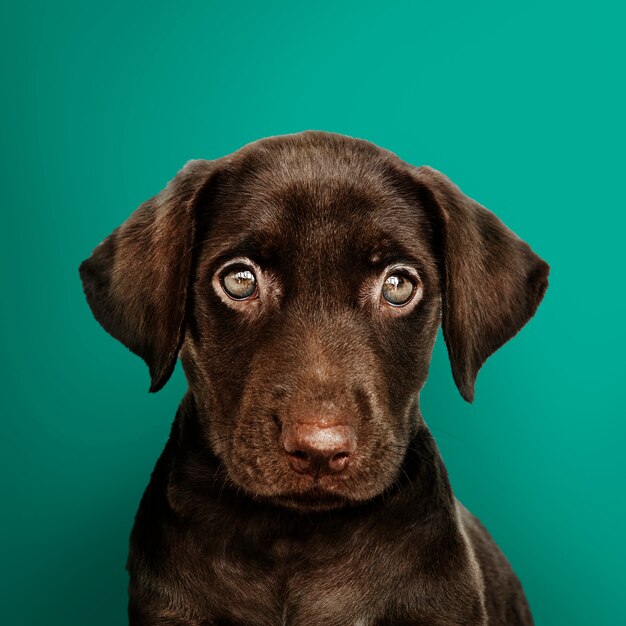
(80, 131, 549, 625)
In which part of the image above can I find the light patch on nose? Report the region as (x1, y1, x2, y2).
(300, 333, 339, 387)
(312, 361, 332, 384)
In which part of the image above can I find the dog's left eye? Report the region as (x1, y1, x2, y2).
(220, 266, 258, 300)
(381, 273, 417, 306)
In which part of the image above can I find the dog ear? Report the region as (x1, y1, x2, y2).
(79, 159, 219, 393)
(412, 166, 549, 403)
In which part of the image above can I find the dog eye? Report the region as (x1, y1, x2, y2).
(221, 266, 258, 300)
(381, 273, 416, 306)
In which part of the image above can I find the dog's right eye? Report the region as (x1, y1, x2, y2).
(220, 266, 258, 300)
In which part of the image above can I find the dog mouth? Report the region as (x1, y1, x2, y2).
(263, 485, 356, 511)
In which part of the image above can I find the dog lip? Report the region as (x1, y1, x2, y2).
(266, 487, 353, 510)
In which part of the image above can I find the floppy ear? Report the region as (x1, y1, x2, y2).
(79, 159, 219, 393)
(412, 166, 549, 403)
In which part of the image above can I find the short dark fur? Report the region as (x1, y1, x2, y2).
(80, 131, 549, 625)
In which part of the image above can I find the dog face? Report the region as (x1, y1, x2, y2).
(80, 132, 548, 511)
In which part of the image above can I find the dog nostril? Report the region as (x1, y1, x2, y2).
(327, 451, 351, 473)
(287, 449, 315, 475)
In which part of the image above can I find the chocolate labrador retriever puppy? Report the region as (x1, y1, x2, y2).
(80, 131, 549, 625)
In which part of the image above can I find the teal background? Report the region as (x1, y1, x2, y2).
(2, 1, 624, 624)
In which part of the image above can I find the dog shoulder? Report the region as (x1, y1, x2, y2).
(456, 501, 534, 625)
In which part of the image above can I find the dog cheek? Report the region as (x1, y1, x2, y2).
(355, 422, 408, 499)
(225, 413, 285, 495)
(378, 309, 440, 418)
(183, 328, 289, 493)
(351, 365, 417, 495)
(182, 333, 260, 459)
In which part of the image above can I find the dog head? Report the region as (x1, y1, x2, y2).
(80, 131, 548, 511)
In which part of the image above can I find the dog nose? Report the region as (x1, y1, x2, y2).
(281, 423, 357, 476)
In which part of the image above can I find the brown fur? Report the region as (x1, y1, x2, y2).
(79, 131, 549, 625)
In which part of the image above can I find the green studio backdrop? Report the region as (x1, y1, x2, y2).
(2, 1, 624, 624)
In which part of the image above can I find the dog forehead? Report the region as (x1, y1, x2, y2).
(204, 140, 429, 262)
